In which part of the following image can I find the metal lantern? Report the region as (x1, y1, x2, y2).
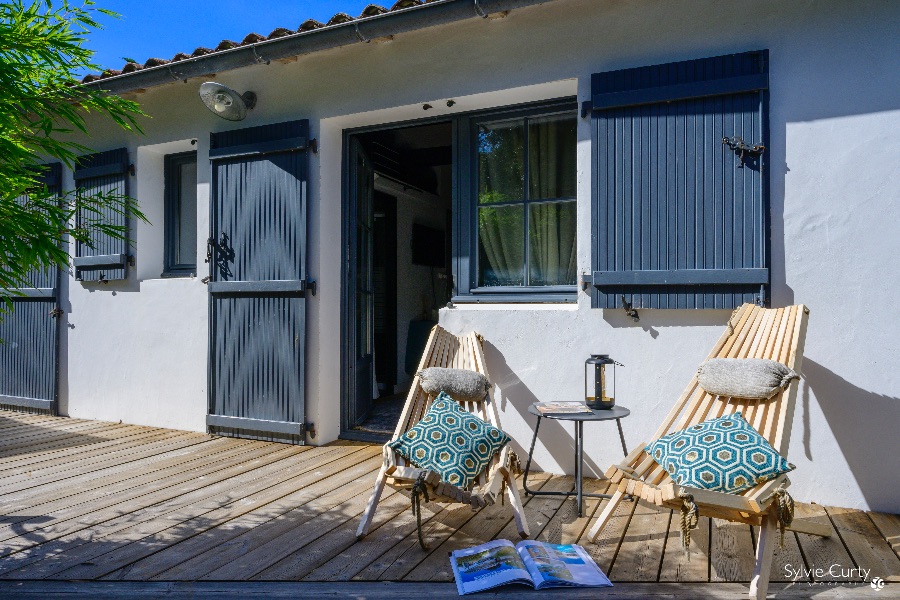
(585, 354, 620, 410)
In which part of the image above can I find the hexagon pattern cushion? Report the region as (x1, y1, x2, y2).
(644, 412, 795, 494)
(387, 392, 510, 488)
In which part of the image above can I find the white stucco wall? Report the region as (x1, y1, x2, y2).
(60, 0, 899, 511)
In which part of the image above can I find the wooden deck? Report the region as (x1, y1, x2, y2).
(0, 410, 897, 597)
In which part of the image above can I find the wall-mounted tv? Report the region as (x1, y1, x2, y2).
(411, 223, 446, 268)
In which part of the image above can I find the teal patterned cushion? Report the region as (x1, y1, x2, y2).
(388, 392, 510, 488)
(645, 412, 795, 494)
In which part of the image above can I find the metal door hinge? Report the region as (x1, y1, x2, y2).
(305, 278, 317, 297)
(305, 422, 317, 439)
(49, 307, 64, 318)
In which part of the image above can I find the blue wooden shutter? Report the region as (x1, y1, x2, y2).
(207, 120, 310, 442)
(0, 163, 63, 412)
(73, 148, 130, 282)
(590, 50, 769, 309)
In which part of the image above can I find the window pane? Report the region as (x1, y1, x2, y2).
(478, 119, 524, 204)
(478, 205, 524, 286)
(529, 201, 577, 285)
(528, 113, 577, 200)
(177, 161, 197, 267)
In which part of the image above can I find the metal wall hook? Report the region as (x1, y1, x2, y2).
(620, 295, 639, 322)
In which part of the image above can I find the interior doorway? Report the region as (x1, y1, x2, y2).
(343, 120, 453, 441)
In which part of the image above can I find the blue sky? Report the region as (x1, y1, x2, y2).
(85, 1, 374, 74)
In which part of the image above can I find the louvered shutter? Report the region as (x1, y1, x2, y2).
(0, 163, 63, 411)
(73, 148, 130, 282)
(589, 50, 770, 309)
(207, 120, 310, 441)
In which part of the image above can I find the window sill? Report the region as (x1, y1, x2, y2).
(452, 288, 577, 304)
(160, 270, 197, 279)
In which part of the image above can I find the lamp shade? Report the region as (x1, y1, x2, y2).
(199, 82, 256, 121)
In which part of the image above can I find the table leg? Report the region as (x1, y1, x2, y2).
(522, 415, 542, 495)
(575, 420, 584, 517)
(617, 418, 628, 456)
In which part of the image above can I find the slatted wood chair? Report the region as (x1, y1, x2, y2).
(356, 325, 529, 543)
(587, 303, 829, 599)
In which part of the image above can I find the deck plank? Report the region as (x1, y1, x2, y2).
(245, 488, 409, 580)
(107, 448, 382, 580)
(826, 506, 900, 582)
(0, 425, 174, 470)
(0, 411, 894, 591)
(405, 475, 576, 582)
(658, 516, 711, 582)
(608, 500, 671, 582)
(580, 490, 638, 574)
(709, 519, 755, 582)
(0, 431, 208, 494)
(0, 440, 275, 552)
(869, 512, 900, 561)
(371, 474, 553, 582)
(0, 446, 354, 579)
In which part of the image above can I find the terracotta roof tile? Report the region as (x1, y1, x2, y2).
(298, 19, 324, 32)
(326, 13, 355, 26)
(241, 33, 267, 45)
(360, 4, 389, 17)
(143, 57, 170, 68)
(266, 27, 294, 39)
(214, 40, 239, 51)
(82, 0, 442, 84)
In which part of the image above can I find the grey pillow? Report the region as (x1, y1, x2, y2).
(418, 367, 491, 403)
(697, 358, 799, 400)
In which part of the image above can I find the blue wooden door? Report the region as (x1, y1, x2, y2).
(0, 164, 62, 413)
(207, 121, 311, 442)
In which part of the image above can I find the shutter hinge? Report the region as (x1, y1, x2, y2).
(304, 278, 317, 297)
(49, 307, 64, 318)
(580, 272, 593, 292)
(305, 422, 317, 439)
(580, 100, 593, 119)
(128, 163, 136, 176)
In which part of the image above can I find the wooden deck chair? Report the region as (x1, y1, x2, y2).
(356, 325, 530, 545)
(587, 304, 829, 599)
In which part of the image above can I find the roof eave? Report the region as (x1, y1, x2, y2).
(85, 0, 556, 95)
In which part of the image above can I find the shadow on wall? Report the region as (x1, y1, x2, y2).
(480, 338, 607, 479)
(801, 359, 900, 513)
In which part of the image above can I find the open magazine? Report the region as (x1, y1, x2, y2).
(449, 539, 612, 595)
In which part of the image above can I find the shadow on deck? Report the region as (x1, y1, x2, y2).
(0, 410, 896, 599)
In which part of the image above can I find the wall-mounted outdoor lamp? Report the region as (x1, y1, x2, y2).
(199, 82, 257, 121)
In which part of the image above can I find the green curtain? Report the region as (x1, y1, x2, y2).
(477, 114, 576, 287)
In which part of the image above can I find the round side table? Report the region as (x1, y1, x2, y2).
(522, 403, 631, 517)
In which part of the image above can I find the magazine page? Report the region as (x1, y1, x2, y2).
(516, 540, 613, 589)
(450, 539, 534, 595)
(534, 401, 592, 415)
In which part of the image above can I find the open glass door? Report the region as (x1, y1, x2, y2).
(348, 137, 375, 428)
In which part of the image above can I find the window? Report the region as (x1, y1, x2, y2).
(455, 100, 578, 302)
(163, 151, 198, 276)
(588, 51, 770, 310)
